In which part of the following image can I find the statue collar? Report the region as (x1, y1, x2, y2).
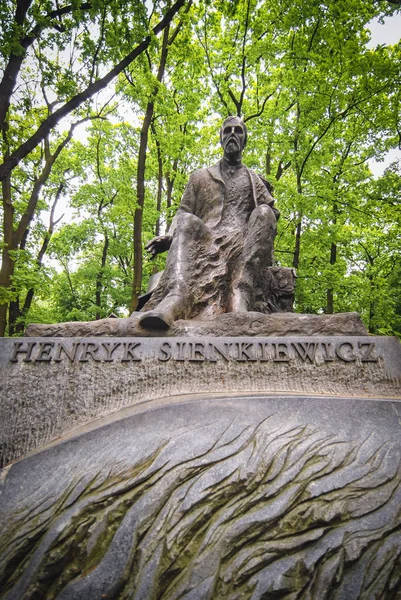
(207, 160, 247, 183)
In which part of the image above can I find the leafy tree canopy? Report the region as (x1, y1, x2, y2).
(1, 0, 400, 336)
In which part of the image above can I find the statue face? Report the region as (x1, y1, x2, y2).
(221, 118, 247, 155)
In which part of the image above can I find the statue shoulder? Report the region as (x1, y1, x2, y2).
(187, 167, 209, 184)
(186, 165, 216, 190)
(181, 167, 210, 209)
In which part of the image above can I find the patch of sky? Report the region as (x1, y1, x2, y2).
(366, 13, 401, 177)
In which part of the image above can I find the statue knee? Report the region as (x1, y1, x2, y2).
(176, 212, 200, 231)
(255, 203, 274, 218)
(175, 212, 207, 239)
(250, 204, 276, 228)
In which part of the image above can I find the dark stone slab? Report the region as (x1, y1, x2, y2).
(1, 394, 401, 599)
(25, 311, 368, 337)
(1, 335, 400, 467)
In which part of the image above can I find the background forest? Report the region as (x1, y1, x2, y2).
(1, 0, 400, 337)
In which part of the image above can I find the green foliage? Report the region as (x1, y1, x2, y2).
(1, 0, 400, 335)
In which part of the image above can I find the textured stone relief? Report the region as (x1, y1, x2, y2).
(1, 335, 401, 468)
(1, 397, 401, 599)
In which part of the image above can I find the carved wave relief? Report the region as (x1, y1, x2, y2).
(1, 397, 401, 599)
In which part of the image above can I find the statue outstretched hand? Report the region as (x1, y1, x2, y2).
(145, 235, 173, 259)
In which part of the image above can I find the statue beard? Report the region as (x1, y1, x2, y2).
(223, 136, 242, 155)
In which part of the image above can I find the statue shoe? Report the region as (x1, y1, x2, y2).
(138, 310, 173, 330)
(138, 294, 185, 330)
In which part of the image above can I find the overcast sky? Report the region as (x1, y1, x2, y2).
(367, 13, 401, 176)
(367, 12, 401, 47)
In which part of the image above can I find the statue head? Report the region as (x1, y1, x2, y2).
(220, 116, 247, 158)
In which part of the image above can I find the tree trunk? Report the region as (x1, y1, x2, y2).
(368, 274, 376, 333)
(130, 103, 154, 313)
(165, 157, 179, 231)
(265, 149, 271, 176)
(0, 173, 15, 336)
(153, 131, 163, 238)
(95, 234, 109, 319)
(326, 241, 337, 314)
(130, 26, 170, 313)
(292, 171, 302, 270)
(3, 136, 70, 336)
(8, 298, 21, 336)
(151, 124, 164, 275)
(326, 201, 338, 314)
(7, 181, 64, 335)
(0, 0, 34, 133)
(292, 221, 302, 269)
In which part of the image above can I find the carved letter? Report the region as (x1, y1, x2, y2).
(236, 342, 257, 362)
(336, 342, 356, 362)
(358, 342, 378, 363)
(292, 342, 317, 363)
(176, 342, 186, 361)
(35, 342, 55, 362)
(53, 342, 80, 362)
(258, 342, 270, 362)
(206, 343, 217, 362)
(189, 342, 205, 362)
(208, 342, 231, 362)
(159, 342, 172, 361)
(272, 343, 290, 362)
(101, 342, 121, 362)
(320, 342, 335, 362)
(121, 343, 141, 362)
(10, 341, 37, 363)
(79, 342, 101, 362)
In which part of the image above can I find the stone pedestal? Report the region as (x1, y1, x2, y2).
(1, 331, 401, 599)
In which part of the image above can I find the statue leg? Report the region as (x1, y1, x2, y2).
(139, 213, 211, 329)
(230, 204, 276, 312)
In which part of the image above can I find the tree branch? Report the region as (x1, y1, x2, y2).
(0, 0, 187, 182)
(299, 82, 392, 180)
(168, 0, 193, 46)
(238, 0, 251, 115)
(0, 2, 92, 132)
(196, 17, 230, 114)
(245, 91, 275, 122)
(14, 114, 95, 245)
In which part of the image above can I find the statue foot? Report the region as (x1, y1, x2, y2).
(138, 310, 173, 330)
(138, 294, 185, 330)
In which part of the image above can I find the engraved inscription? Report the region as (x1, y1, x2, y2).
(9, 340, 142, 363)
(9, 339, 379, 364)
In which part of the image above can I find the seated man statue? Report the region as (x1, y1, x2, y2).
(139, 116, 279, 329)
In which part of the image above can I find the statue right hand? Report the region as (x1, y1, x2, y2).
(145, 235, 173, 259)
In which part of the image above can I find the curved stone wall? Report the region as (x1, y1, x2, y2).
(1, 394, 401, 599)
(1, 335, 401, 466)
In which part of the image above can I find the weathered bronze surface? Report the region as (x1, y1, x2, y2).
(139, 116, 284, 329)
(26, 311, 368, 338)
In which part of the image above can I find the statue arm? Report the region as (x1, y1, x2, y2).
(254, 173, 274, 205)
(254, 172, 280, 221)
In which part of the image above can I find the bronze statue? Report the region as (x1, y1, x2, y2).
(139, 116, 280, 330)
